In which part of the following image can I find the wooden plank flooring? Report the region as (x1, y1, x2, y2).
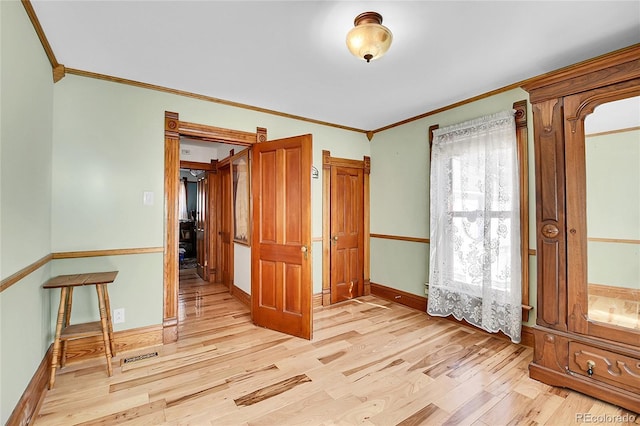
(33, 269, 639, 425)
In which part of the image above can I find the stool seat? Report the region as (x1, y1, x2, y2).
(43, 271, 118, 289)
(43, 271, 118, 389)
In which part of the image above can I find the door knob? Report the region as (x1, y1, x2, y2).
(301, 245, 308, 260)
(331, 236, 338, 245)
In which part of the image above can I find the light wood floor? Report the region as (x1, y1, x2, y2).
(33, 270, 638, 425)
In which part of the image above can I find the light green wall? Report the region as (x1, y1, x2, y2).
(49, 254, 164, 331)
(1, 2, 53, 273)
(0, 1, 54, 422)
(369, 88, 538, 326)
(51, 74, 371, 319)
(235, 245, 251, 294)
(586, 130, 639, 239)
(51, 79, 165, 251)
(586, 129, 640, 289)
(588, 242, 639, 288)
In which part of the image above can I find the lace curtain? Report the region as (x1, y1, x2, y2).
(179, 180, 188, 221)
(427, 110, 522, 343)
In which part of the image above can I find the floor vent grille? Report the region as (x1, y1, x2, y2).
(123, 352, 158, 364)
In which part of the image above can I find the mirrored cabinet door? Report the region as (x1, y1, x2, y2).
(584, 96, 640, 332)
(565, 89, 640, 347)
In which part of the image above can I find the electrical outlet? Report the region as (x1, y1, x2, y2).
(113, 308, 125, 324)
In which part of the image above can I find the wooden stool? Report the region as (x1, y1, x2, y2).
(43, 271, 118, 389)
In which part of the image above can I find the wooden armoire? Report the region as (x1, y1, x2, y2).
(523, 45, 640, 412)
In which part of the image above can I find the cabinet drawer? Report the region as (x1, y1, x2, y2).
(569, 342, 640, 392)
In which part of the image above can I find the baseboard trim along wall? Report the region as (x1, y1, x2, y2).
(231, 284, 251, 309)
(63, 324, 163, 364)
(7, 325, 163, 425)
(370, 281, 534, 347)
(5, 345, 53, 426)
(370, 282, 428, 311)
(313, 293, 323, 309)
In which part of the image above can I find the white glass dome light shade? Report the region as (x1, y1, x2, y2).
(346, 12, 393, 63)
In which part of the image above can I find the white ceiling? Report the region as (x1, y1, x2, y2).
(31, 1, 640, 131)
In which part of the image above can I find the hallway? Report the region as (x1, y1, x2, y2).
(177, 268, 251, 340)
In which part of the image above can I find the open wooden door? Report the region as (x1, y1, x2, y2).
(205, 161, 219, 283)
(218, 162, 233, 288)
(251, 135, 313, 339)
(195, 174, 209, 280)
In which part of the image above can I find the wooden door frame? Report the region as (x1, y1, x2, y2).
(321, 150, 370, 306)
(163, 111, 266, 343)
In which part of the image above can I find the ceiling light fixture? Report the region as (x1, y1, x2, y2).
(346, 11, 393, 63)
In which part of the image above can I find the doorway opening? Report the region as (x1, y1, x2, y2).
(163, 111, 267, 343)
(177, 170, 199, 271)
(178, 139, 236, 283)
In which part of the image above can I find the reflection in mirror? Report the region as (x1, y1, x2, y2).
(585, 95, 640, 330)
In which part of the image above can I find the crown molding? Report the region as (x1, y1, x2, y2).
(21, 0, 66, 82)
(22, 1, 638, 141)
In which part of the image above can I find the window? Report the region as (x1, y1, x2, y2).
(427, 108, 526, 343)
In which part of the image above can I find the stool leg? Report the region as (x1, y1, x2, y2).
(49, 286, 69, 389)
(96, 284, 113, 377)
(102, 284, 116, 355)
(60, 287, 73, 368)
